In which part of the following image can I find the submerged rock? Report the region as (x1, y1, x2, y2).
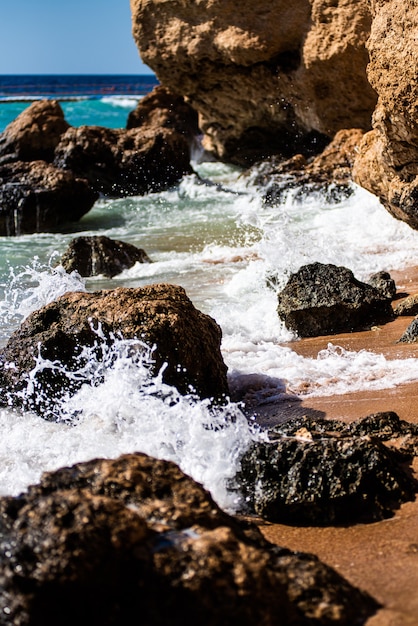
(60, 235, 151, 278)
(0, 160, 98, 236)
(238, 412, 417, 525)
(0, 452, 379, 625)
(0, 100, 69, 164)
(54, 125, 193, 196)
(0, 284, 228, 418)
(277, 262, 394, 337)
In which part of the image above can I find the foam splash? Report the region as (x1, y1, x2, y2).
(2, 333, 257, 510)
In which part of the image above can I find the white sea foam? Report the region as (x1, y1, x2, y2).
(2, 165, 418, 505)
(100, 95, 143, 108)
(0, 338, 257, 510)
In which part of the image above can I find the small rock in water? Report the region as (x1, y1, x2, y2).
(0, 452, 379, 625)
(394, 293, 418, 317)
(277, 262, 394, 337)
(60, 235, 151, 278)
(397, 316, 418, 343)
(237, 412, 418, 525)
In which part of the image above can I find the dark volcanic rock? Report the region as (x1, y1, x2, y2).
(277, 262, 394, 337)
(54, 125, 193, 196)
(238, 412, 417, 525)
(367, 270, 397, 300)
(60, 235, 151, 278)
(0, 100, 69, 164)
(0, 160, 98, 235)
(0, 284, 229, 417)
(127, 85, 200, 143)
(397, 316, 418, 344)
(0, 452, 379, 626)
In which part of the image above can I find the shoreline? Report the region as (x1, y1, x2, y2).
(252, 265, 418, 625)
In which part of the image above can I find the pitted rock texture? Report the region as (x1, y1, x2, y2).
(0, 284, 229, 417)
(276, 262, 394, 337)
(238, 412, 418, 525)
(0, 452, 379, 625)
(353, 0, 418, 229)
(130, 0, 376, 165)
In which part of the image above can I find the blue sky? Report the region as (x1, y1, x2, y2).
(0, 0, 153, 74)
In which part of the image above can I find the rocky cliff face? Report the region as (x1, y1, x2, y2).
(353, 0, 418, 229)
(130, 0, 376, 165)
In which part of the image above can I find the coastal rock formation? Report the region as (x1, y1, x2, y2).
(54, 125, 193, 196)
(277, 262, 394, 337)
(352, 1, 418, 229)
(127, 85, 200, 145)
(0, 100, 69, 163)
(0, 452, 379, 625)
(0, 284, 228, 418)
(130, 0, 376, 164)
(238, 413, 417, 525)
(60, 235, 151, 278)
(244, 128, 364, 204)
(394, 294, 418, 317)
(0, 160, 97, 236)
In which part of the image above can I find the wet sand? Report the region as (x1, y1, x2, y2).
(254, 267, 418, 625)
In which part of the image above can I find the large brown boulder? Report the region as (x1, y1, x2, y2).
(0, 452, 379, 625)
(0, 160, 98, 236)
(127, 85, 200, 144)
(353, 0, 418, 229)
(54, 124, 193, 196)
(130, 0, 376, 164)
(0, 284, 229, 417)
(0, 100, 69, 164)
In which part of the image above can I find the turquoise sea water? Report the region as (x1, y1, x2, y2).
(2, 75, 418, 508)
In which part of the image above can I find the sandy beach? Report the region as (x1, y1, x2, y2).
(255, 266, 418, 625)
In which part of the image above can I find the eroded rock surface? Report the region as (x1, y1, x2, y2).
(238, 412, 418, 525)
(127, 85, 200, 144)
(0, 100, 69, 164)
(0, 160, 97, 235)
(54, 125, 192, 196)
(130, 0, 376, 164)
(353, 0, 418, 229)
(277, 262, 394, 337)
(0, 284, 228, 417)
(244, 128, 364, 204)
(0, 452, 379, 625)
(60, 235, 151, 277)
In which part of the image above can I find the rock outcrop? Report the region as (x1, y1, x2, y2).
(127, 85, 200, 144)
(244, 128, 364, 204)
(238, 412, 417, 525)
(60, 235, 151, 278)
(277, 262, 394, 337)
(0, 100, 69, 164)
(0, 100, 194, 235)
(353, 0, 418, 229)
(0, 452, 379, 625)
(0, 160, 97, 236)
(0, 284, 229, 418)
(130, 0, 376, 164)
(54, 125, 192, 196)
